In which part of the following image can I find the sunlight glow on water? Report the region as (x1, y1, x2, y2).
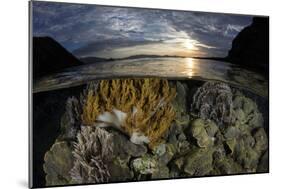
(184, 58, 194, 78)
(34, 57, 268, 97)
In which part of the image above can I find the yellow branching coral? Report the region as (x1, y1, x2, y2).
(81, 78, 176, 148)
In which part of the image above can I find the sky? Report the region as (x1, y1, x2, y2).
(32, 1, 253, 59)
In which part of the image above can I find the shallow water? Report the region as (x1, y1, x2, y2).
(33, 57, 268, 97)
(32, 63, 269, 187)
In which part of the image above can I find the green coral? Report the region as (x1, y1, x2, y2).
(43, 141, 74, 186)
(190, 119, 218, 148)
(213, 156, 243, 175)
(232, 92, 264, 129)
(183, 147, 214, 176)
(132, 155, 158, 175)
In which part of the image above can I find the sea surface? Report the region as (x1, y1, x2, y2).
(33, 57, 268, 97)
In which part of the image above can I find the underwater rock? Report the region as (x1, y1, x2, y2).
(173, 81, 188, 117)
(59, 97, 82, 141)
(153, 143, 166, 156)
(213, 157, 243, 175)
(168, 123, 183, 144)
(204, 120, 219, 137)
(166, 122, 190, 156)
(151, 164, 170, 179)
(232, 133, 259, 171)
(165, 112, 191, 157)
(132, 154, 170, 179)
(223, 126, 241, 139)
(247, 112, 264, 129)
(132, 155, 158, 175)
(190, 119, 216, 148)
(236, 146, 260, 172)
(253, 127, 268, 153)
(221, 119, 268, 172)
(175, 114, 190, 130)
(173, 157, 185, 170)
(177, 140, 190, 156)
(168, 119, 190, 142)
(257, 150, 269, 172)
(169, 166, 182, 178)
(124, 140, 148, 157)
(159, 143, 177, 164)
(225, 139, 237, 155)
(152, 143, 177, 165)
(178, 133, 187, 141)
(232, 93, 264, 129)
(70, 127, 113, 184)
(43, 141, 74, 186)
(191, 82, 234, 126)
(107, 157, 133, 182)
(183, 147, 214, 176)
(212, 144, 227, 161)
(111, 130, 147, 158)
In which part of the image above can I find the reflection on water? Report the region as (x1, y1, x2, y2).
(184, 58, 194, 78)
(33, 57, 268, 97)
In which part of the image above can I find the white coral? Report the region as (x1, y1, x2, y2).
(94, 107, 150, 145)
(95, 108, 127, 130)
(70, 127, 113, 184)
(130, 132, 150, 145)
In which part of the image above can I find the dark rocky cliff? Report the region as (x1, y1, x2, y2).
(226, 17, 269, 74)
(33, 37, 82, 79)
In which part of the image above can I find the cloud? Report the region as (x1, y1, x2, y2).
(32, 1, 253, 58)
(73, 39, 161, 57)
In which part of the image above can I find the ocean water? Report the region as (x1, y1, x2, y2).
(33, 57, 268, 97)
(32, 58, 269, 187)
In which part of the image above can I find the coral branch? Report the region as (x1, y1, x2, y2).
(70, 127, 113, 184)
(81, 78, 176, 148)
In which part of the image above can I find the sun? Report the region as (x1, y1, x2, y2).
(183, 41, 195, 50)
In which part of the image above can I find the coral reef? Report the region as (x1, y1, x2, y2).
(190, 119, 217, 148)
(183, 147, 215, 176)
(132, 155, 158, 175)
(232, 91, 264, 129)
(43, 141, 74, 186)
(43, 79, 268, 186)
(191, 81, 234, 126)
(70, 127, 113, 184)
(81, 78, 176, 148)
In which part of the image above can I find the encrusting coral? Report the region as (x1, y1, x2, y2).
(43, 141, 74, 186)
(81, 78, 176, 148)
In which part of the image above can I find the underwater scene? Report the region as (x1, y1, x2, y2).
(31, 1, 269, 188)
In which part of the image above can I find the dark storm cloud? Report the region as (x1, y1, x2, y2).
(32, 1, 253, 58)
(72, 39, 163, 57)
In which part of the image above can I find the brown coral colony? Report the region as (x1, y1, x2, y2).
(81, 78, 176, 147)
